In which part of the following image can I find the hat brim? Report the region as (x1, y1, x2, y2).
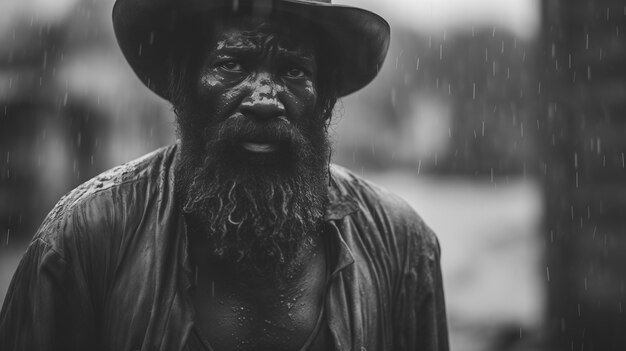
(113, 0, 390, 99)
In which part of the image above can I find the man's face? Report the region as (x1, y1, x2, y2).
(175, 15, 331, 277)
(194, 17, 319, 155)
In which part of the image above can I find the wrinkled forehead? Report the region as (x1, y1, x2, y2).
(205, 15, 319, 59)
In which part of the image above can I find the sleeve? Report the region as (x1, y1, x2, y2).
(392, 222, 450, 351)
(0, 236, 97, 350)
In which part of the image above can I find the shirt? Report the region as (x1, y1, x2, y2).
(0, 143, 449, 351)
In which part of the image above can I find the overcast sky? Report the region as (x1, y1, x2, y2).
(337, 0, 540, 40)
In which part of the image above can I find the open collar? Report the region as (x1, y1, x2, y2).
(325, 186, 360, 221)
(324, 173, 361, 276)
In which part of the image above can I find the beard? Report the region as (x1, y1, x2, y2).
(175, 107, 330, 278)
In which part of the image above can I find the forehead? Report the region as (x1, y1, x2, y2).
(205, 15, 319, 57)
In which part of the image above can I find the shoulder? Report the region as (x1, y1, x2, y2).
(34, 144, 178, 255)
(329, 164, 440, 261)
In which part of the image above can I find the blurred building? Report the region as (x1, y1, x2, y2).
(333, 26, 539, 176)
(541, 0, 626, 350)
(0, 0, 174, 247)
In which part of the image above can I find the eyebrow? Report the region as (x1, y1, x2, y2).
(210, 46, 316, 63)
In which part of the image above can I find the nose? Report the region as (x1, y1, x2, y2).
(240, 76, 286, 122)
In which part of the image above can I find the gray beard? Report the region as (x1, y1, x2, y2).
(176, 116, 330, 277)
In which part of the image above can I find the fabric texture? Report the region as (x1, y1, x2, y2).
(0, 143, 449, 351)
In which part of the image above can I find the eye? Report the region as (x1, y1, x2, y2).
(218, 61, 244, 72)
(285, 68, 307, 79)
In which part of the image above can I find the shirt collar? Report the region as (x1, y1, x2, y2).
(324, 173, 360, 221)
(325, 221, 356, 277)
(324, 175, 360, 275)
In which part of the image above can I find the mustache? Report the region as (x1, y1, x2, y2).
(205, 115, 307, 149)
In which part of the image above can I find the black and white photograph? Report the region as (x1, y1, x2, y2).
(1, 0, 624, 350)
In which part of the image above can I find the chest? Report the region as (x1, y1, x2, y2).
(187, 240, 328, 351)
(190, 282, 326, 351)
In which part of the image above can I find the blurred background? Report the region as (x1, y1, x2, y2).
(0, 0, 624, 350)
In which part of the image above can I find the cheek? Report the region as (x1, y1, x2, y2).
(284, 81, 319, 119)
(302, 81, 318, 106)
(197, 70, 230, 100)
(196, 71, 243, 117)
(199, 73, 221, 89)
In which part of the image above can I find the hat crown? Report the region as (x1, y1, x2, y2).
(197, 0, 333, 7)
(284, 0, 331, 3)
(227, 0, 333, 7)
(237, 0, 333, 4)
(232, 0, 334, 8)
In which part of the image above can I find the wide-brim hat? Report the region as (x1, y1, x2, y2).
(112, 0, 390, 99)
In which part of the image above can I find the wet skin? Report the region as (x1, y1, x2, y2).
(189, 236, 327, 351)
(188, 17, 329, 351)
(193, 16, 319, 157)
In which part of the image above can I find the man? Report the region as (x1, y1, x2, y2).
(0, 0, 449, 350)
